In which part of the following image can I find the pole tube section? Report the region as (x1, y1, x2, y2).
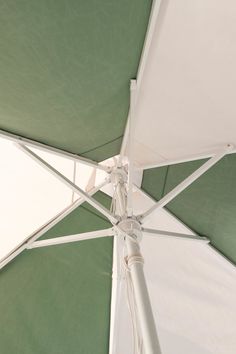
(126, 238, 162, 354)
(112, 172, 162, 353)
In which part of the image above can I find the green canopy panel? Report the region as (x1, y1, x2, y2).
(0, 192, 113, 353)
(142, 154, 236, 265)
(0, 0, 152, 161)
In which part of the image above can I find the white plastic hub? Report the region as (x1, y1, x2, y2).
(118, 218, 142, 242)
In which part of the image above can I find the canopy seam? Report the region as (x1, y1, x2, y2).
(80, 135, 123, 155)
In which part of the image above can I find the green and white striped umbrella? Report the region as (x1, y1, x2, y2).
(0, 1, 235, 353)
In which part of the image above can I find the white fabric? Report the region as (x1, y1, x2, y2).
(115, 190, 236, 354)
(1, 141, 235, 353)
(116, 2, 236, 351)
(134, 0, 236, 167)
(2, 2, 236, 351)
(0, 138, 103, 260)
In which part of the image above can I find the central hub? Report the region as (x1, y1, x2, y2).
(118, 217, 142, 242)
(110, 166, 127, 185)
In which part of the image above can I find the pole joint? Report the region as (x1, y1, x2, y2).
(110, 166, 128, 185)
(118, 217, 142, 243)
(126, 253, 144, 269)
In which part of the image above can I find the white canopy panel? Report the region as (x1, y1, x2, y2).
(134, 0, 236, 167)
(0, 138, 106, 261)
(115, 189, 236, 354)
(0, 142, 235, 353)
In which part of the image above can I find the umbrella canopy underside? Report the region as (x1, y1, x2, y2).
(0, 193, 113, 354)
(0, 1, 236, 353)
(0, 0, 152, 161)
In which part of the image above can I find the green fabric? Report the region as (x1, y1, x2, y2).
(142, 154, 236, 264)
(0, 0, 152, 161)
(42, 191, 112, 240)
(0, 192, 113, 353)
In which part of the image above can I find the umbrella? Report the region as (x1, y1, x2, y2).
(0, 1, 236, 354)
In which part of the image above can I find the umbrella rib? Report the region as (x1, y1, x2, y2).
(133, 183, 198, 234)
(16, 144, 118, 224)
(139, 144, 233, 222)
(118, 115, 129, 167)
(71, 160, 77, 203)
(127, 80, 137, 216)
(142, 228, 209, 243)
(118, 0, 164, 168)
(0, 179, 110, 270)
(27, 228, 115, 249)
(0, 129, 110, 172)
(137, 146, 236, 170)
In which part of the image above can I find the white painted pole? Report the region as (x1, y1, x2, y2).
(126, 237, 162, 354)
(140, 145, 233, 222)
(113, 174, 162, 353)
(108, 234, 123, 354)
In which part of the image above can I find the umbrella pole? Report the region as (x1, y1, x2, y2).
(112, 169, 162, 353)
(125, 236, 161, 354)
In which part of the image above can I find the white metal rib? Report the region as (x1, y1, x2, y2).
(17, 144, 118, 224)
(142, 228, 209, 243)
(137, 147, 236, 170)
(0, 129, 110, 172)
(127, 80, 137, 216)
(28, 228, 114, 249)
(139, 145, 233, 222)
(0, 179, 109, 270)
(119, 0, 164, 166)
